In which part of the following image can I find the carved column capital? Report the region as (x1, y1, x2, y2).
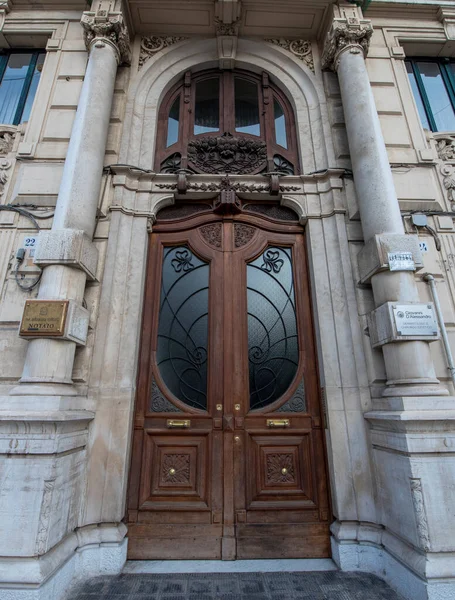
(321, 15, 373, 71)
(81, 9, 131, 65)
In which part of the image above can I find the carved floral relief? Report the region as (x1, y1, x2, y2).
(265, 39, 314, 72)
(162, 454, 191, 484)
(139, 36, 187, 69)
(266, 453, 296, 484)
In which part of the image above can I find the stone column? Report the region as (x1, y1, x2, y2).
(322, 5, 444, 399)
(323, 6, 455, 598)
(10, 8, 130, 404)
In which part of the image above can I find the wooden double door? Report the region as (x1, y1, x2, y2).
(127, 210, 330, 560)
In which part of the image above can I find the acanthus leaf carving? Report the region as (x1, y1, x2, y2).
(265, 39, 314, 72)
(162, 453, 191, 484)
(266, 453, 296, 485)
(0, 127, 16, 155)
(81, 9, 131, 65)
(441, 164, 455, 204)
(0, 158, 12, 198)
(187, 132, 267, 175)
(139, 36, 188, 70)
(436, 135, 455, 161)
(321, 17, 373, 71)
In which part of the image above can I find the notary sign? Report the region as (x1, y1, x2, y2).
(388, 251, 415, 271)
(19, 300, 68, 337)
(393, 304, 438, 337)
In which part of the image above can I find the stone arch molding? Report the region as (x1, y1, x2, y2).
(119, 37, 333, 175)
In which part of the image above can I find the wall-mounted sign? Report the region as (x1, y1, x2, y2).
(393, 304, 438, 337)
(388, 252, 415, 271)
(19, 300, 68, 337)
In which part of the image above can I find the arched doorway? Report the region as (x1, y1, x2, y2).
(127, 199, 330, 560)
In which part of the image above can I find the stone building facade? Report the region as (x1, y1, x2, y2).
(0, 0, 455, 599)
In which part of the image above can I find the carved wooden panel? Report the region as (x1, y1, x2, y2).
(140, 434, 209, 509)
(246, 433, 315, 509)
(234, 223, 255, 248)
(200, 223, 222, 248)
(150, 379, 182, 413)
(266, 453, 296, 485)
(276, 381, 306, 413)
(161, 454, 191, 485)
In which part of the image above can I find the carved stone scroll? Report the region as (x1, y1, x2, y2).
(265, 39, 314, 73)
(139, 36, 187, 69)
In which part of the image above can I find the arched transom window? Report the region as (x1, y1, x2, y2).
(155, 69, 300, 175)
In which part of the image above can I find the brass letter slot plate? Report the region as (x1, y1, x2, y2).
(20, 300, 69, 337)
(267, 419, 290, 428)
(167, 419, 190, 429)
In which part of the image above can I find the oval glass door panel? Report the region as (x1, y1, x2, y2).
(247, 246, 299, 410)
(157, 246, 209, 410)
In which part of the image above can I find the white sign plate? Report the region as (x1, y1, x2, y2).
(388, 252, 415, 271)
(393, 305, 438, 337)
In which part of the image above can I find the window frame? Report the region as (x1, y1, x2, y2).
(155, 68, 300, 175)
(0, 50, 45, 126)
(406, 58, 455, 132)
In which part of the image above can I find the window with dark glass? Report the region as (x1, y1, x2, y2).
(406, 59, 455, 132)
(156, 246, 209, 410)
(247, 246, 298, 410)
(156, 69, 300, 175)
(0, 51, 45, 125)
(235, 78, 260, 136)
(194, 78, 220, 134)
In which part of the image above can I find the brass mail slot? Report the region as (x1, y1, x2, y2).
(167, 419, 191, 429)
(267, 419, 290, 428)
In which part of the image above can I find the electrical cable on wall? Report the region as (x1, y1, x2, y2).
(0, 204, 44, 291)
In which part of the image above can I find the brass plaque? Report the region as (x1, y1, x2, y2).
(20, 300, 68, 337)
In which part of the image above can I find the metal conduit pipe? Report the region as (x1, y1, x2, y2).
(423, 273, 455, 388)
